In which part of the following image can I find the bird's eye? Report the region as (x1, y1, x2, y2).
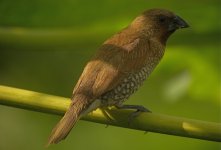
(159, 16, 166, 23)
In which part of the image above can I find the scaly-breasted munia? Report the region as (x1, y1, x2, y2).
(47, 8, 189, 146)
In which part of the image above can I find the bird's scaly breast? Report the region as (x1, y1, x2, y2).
(100, 49, 164, 106)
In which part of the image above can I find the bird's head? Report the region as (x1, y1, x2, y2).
(131, 9, 189, 44)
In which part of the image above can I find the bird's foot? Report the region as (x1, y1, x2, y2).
(115, 104, 151, 125)
(115, 104, 151, 112)
(100, 108, 115, 127)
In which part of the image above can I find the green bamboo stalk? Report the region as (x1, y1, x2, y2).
(0, 85, 220, 142)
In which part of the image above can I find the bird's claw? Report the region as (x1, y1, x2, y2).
(115, 104, 151, 125)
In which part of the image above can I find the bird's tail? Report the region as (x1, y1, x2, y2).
(46, 94, 89, 147)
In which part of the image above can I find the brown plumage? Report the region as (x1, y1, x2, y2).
(46, 8, 189, 146)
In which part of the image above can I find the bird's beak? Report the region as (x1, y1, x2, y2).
(174, 15, 189, 28)
(169, 15, 189, 31)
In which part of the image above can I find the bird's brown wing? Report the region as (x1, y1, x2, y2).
(72, 37, 150, 100)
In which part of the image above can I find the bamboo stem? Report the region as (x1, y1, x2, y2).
(0, 85, 220, 142)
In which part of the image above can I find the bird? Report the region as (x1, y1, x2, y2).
(46, 8, 189, 146)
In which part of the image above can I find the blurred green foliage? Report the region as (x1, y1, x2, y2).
(0, 0, 220, 150)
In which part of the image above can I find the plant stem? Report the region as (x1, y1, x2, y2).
(0, 85, 220, 142)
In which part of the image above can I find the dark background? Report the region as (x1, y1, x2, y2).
(0, 0, 220, 150)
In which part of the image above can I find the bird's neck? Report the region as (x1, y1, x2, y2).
(158, 31, 174, 45)
(128, 25, 171, 46)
